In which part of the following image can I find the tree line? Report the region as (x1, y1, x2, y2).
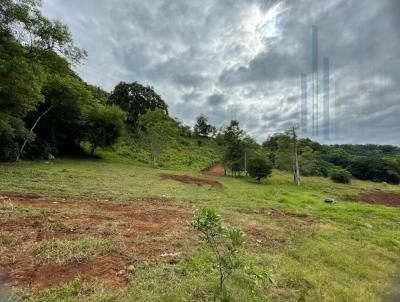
(1, 0, 398, 185)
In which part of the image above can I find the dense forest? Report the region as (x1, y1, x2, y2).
(1, 0, 399, 185)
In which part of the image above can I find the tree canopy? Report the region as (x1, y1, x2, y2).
(248, 157, 272, 183)
(108, 82, 168, 130)
(139, 108, 178, 166)
(194, 115, 215, 137)
(84, 105, 126, 156)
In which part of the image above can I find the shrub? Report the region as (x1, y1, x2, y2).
(191, 208, 245, 291)
(330, 167, 351, 184)
(248, 158, 272, 183)
(191, 208, 274, 298)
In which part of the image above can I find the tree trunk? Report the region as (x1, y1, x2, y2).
(150, 141, 157, 167)
(16, 106, 53, 161)
(90, 143, 96, 157)
(244, 151, 247, 175)
(292, 126, 301, 186)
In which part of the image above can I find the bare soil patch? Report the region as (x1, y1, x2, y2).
(0, 193, 191, 290)
(160, 174, 222, 188)
(352, 190, 400, 207)
(202, 163, 225, 176)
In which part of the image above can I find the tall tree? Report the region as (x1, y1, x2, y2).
(222, 120, 246, 176)
(108, 82, 168, 130)
(194, 115, 215, 137)
(22, 74, 93, 158)
(84, 105, 126, 156)
(0, 0, 87, 63)
(248, 157, 272, 183)
(139, 108, 177, 167)
(0, 35, 44, 160)
(0, 0, 87, 161)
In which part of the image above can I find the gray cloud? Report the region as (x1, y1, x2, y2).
(42, 0, 400, 145)
(207, 94, 227, 107)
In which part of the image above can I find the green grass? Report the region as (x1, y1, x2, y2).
(95, 133, 222, 171)
(1, 157, 400, 301)
(28, 236, 122, 264)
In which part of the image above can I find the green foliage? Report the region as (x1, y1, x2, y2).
(264, 133, 400, 184)
(0, 0, 87, 63)
(0, 36, 44, 160)
(263, 133, 293, 171)
(384, 155, 400, 184)
(191, 208, 246, 292)
(108, 81, 168, 130)
(84, 105, 126, 156)
(221, 120, 246, 174)
(194, 115, 215, 137)
(300, 146, 331, 177)
(0, 0, 89, 160)
(263, 133, 290, 168)
(324, 145, 400, 184)
(330, 167, 351, 184)
(139, 108, 178, 166)
(323, 148, 351, 167)
(248, 157, 272, 183)
(85, 84, 110, 105)
(112, 132, 222, 170)
(24, 74, 93, 157)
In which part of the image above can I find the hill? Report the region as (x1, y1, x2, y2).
(95, 133, 223, 171)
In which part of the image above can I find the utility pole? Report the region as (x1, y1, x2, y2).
(292, 126, 301, 186)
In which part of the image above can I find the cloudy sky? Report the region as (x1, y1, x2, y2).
(42, 0, 400, 145)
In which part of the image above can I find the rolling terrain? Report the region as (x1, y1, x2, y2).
(0, 158, 399, 301)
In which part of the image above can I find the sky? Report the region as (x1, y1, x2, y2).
(42, 0, 400, 145)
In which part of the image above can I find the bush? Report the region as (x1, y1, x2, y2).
(0, 134, 19, 162)
(248, 158, 272, 183)
(330, 168, 351, 184)
(191, 208, 245, 291)
(190, 208, 274, 298)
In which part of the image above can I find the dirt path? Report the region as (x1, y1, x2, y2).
(353, 190, 400, 207)
(201, 163, 225, 176)
(160, 174, 222, 188)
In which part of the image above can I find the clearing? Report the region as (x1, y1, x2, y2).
(0, 193, 191, 290)
(0, 159, 399, 301)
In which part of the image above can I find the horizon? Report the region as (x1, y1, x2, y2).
(42, 0, 400, 146)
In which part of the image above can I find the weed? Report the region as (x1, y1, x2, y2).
(28, 236, 121, 264)
(191, 208, 245, 291)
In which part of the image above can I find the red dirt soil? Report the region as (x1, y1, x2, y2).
(160, 174, 222, 187)
(356, 190, 400, 207)
(0, 193, 192, 290)
(202, 163, 225, 176)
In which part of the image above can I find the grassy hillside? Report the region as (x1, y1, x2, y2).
(92, 133, 222, 171)
(0, 158, 399, 301)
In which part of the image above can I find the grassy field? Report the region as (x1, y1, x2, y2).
(0, 158, 399, 301)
